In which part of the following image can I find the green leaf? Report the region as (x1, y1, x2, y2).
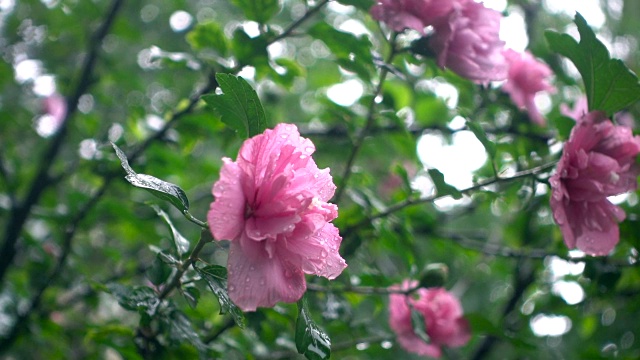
(112, 143, 190, 212)
(231, 0, 280, 23)
(202, 73, 267, 139)
(186, 22, 228, 55)
(308, 23, 374, 78)
(107, 284, 160, 316)
(427, 168, 463, 200)
(466, 120, 496, 159)
(181, 286, 200, 309)
(545, 13, 640, 115)
(147, 253, 173, 286)
(151, 205, 190, 256)
(410, 306, 430, 344)
(231, 29, 269, 69)
(551, 115, 576, 141)
(196, 265, 246, 328)
(336, 0, 374, 11)
(162, 307, 207, 352)
(296, 297, 331, 360)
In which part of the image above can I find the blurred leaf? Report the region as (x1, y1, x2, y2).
(551, 115, 576, 141)
(272, 58, 305, 88)
(147, 253, 173, 286)
(151, 205, 190, 256)
(181, 286, 200, 309)
(231, 0, 280, 23)
(410, 306, 430, 344)
(308, 23, 373, 79)
(186, 22, 228, 55)
(545, 13, 640, 115)
(231, 29, 269, 69)
(336, 0, 374, 11)
(296, 297, 331, 360)
(466, 120, 497, 159)
(162, 308, 207, 352)
(466, 313, 503, 337)
(107, 284, 160, 316)
(202, 73, 267, 139)
(428, 168, 462, 200)
(112, 143, 190, 212)
(196, 265, 246, 328)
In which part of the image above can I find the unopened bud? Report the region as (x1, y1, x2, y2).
(418, 263, 448, 288)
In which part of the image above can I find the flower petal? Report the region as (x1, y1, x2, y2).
(227, 234, 306, 311)
(289, 223, 347, 280)
(208, 158, 246, 241)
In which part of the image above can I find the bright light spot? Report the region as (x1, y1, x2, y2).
(548, 256, 585, 280)
(356, 342, 370, 351)
(449, 115, 466, 130)
(535, 92, 552, 118)
(268, 42, 285, 58)
(14, 59, 42, 83)
(608, 193, 628, 205)
(35, 115, 61, 137)
(108, 123, 124, 142)
(483, 0, 507, 12)
(237, 66, 256, 80)
(552, 281, 585, 305)
(169, 11, 193, 32)
(530, 314, 572, 337)
(145, 114, 164, 131)
(417, 131, 487, 189)
(327, 79, 364, 106)
(242, 21, 260, 38)
(78, 94, 94, 114)
(543, 0, 605, 28)
(327, 1, 355, 14)
(381, 341, 393, 349)
(337, 19, 371, 37)
(501, 9, 529, 52)
(79, 139, 98, 160)
(416, 79, 459, 109)
(33, 75, 56, 96)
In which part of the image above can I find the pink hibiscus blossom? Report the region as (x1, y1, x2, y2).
(207, 123, 347, 311)
(370, 0, 463, 33)
(502, 49, 555, 126)
(550, 112, 640, 255)
(429, 0, 507, 84)
(389, 281, 471, 358)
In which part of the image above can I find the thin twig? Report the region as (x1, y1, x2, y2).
(202, 317, 236, 344)
(344, 161, 557, 236)
(306, 282, 418, 295)
(268, 0, 329, 45)
(334, 33, 399, 204)
(158, 229, 213, 300)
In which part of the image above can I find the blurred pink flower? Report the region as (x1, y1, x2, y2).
(389, 281, 471, 358)
(550, 112, 640, 255)
(429, 1, 507, 84)
(36, 94, 67, 137)
(207, 123, 347, 311)
(370, 0, 463, 33)
(560, 96, 588, 121)
(502, 49, 555, 126)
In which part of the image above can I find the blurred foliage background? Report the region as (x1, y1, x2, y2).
(1, 0, 640, 359)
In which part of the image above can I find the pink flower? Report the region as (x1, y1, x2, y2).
(370, 0, 463, 33)
(429, 1, 507, 84)
(502, 49, 555, 126)
(207, 123, 347, 311)
(560, 96, 588, 121)
(389, 281, 471, 358)
(550, 112, 640, 255)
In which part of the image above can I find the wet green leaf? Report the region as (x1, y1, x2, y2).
(196, 265, 246, 328)
(296, 297, 331, 360)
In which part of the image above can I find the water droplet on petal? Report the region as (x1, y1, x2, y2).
(245, 276, 251, 283)
(229, 285, 236, 292)
(320, 250, 328, 258)
(284, 269, 292, 278)
(259, 278, 266, 285)
(249, 266, 255, 271)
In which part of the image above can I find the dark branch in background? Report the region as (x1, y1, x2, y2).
(334, 33, 399, 205)
(0, 180, 114, 352)
(202, 317, 236, 344)
(268, 0, 329, 44)
(470, 258, 536, 360)
(0, 0, 124, 289)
